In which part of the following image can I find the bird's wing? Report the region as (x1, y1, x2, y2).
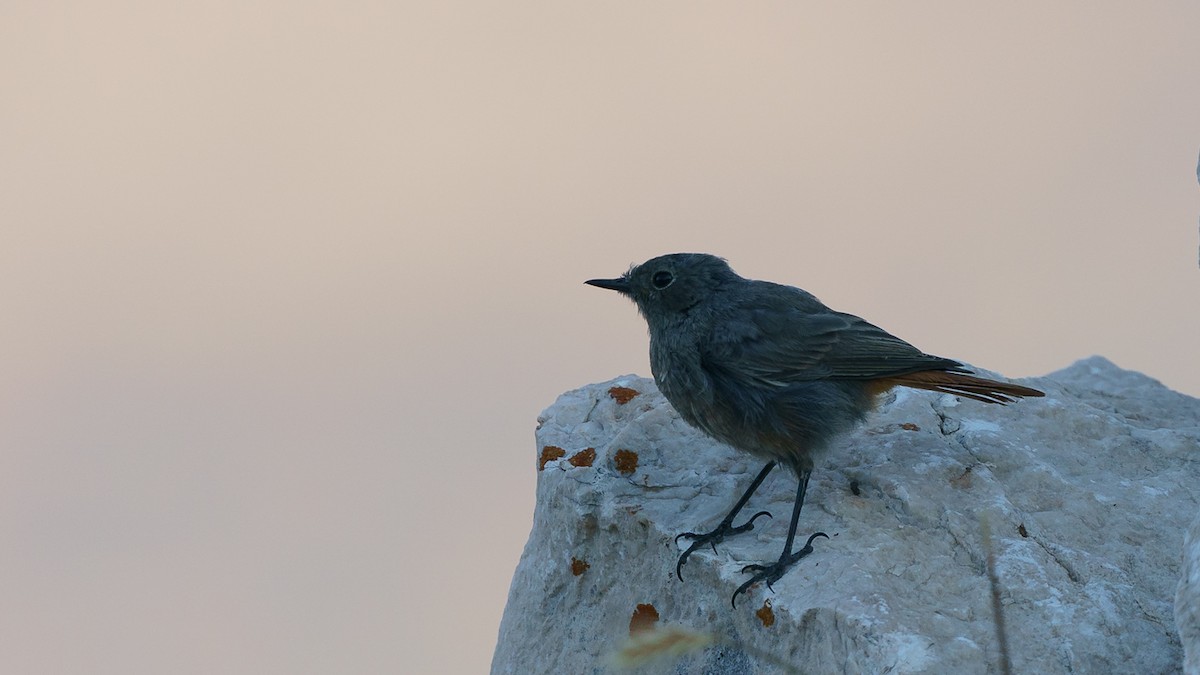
(701, 283, 963, 388)
(816, 313, 965, 378)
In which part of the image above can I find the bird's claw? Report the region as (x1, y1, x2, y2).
(730, 531, 829, 609)
(674, 510, 775, 581)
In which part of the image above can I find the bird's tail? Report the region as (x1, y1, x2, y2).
(879, 370, 1044, 405)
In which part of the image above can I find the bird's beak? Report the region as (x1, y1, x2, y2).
(584, 276, 631, 294)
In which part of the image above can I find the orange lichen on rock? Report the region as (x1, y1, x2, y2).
(613, 449, 639, 475)
(629, 603, 660, 636)
(570, 557, 590, 576)
(568, 447, 596, 467)
(755, 599, 775, 627)
(901, 422, 920, 431)
(538, 445, 566, 471)
(608, 386, 640, 404)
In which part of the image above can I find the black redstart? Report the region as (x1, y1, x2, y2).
(586, 253, 1043, 607)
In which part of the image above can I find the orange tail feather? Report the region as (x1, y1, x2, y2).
(874, 370, 1044, 405)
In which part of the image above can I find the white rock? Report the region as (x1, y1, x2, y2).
(1180, 511, 1200, 675)
(492, 357, 1200, 674)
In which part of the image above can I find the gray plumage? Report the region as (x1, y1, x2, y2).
(588, 252, 1038, 474)
(586, 253, 1043, 606)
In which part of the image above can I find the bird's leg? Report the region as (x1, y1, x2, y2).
(675, 461, 776, 581)
(731, 468, 828, 608)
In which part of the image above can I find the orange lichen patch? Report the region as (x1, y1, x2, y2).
(570, 557, 590, 576)
(950, 465, 973, 489)
(613, 449, 639, 475)
(608, 386, 640, 404)
(568, 447, 596, 467)
(901, 422, 920, 431)
(629, 603, 660, 636)
(538, 445, 565, 471)
(1018, 523, 1029, 538)
(755, 599, 775, 627)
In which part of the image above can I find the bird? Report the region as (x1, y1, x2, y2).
(585, 253, 1043, 608)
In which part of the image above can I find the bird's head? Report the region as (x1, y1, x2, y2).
(585, 253, 738, 323)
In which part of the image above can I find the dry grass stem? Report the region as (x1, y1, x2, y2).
(610, 624, 803, 674)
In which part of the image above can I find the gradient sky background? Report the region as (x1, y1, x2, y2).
(2, 3, 1198, 673)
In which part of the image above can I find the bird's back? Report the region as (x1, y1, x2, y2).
(652, 278, 1039, 470)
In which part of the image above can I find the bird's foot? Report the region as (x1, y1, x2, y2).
(674, 510, 773, 581)
(730, 531, 829, 609)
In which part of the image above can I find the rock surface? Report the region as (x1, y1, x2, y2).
(1180, 511, 1200, 675)
(493, 357, 1200, 674)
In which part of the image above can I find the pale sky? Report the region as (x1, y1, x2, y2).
(1, 3, 1198, 673)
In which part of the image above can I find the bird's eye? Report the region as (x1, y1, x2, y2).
(651, 270, 674, 289)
